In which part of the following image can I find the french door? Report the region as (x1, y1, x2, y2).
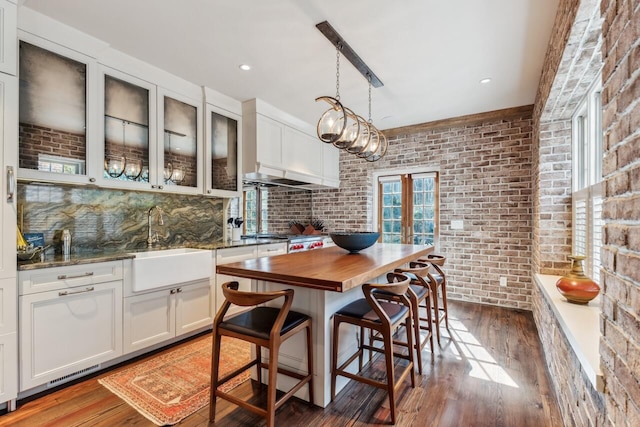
(378, 172, 439, 245)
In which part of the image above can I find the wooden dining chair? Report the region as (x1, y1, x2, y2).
(209, 281, 314, 427)
(331, 272, 415, 425)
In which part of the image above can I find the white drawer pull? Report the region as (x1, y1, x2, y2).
(58, 272, 94, 280)
(58, 286, 95, 296)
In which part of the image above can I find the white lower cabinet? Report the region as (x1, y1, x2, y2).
(19, 280, 123, 391)
(123, 278, 213, 353)
(0, 332, 17, 404)
(215, 246, 257, 315)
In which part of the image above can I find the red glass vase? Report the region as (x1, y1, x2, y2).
(555, 255, 600, 304)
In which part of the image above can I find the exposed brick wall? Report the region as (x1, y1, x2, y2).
(312, 111, 534, 310)
(530, 1, 608, 426)
(532, 283, 607, 425)
(532, 0, 602, 276)
(600, 0, 640, 424)
(265, 186, 312, 234)
(19, 123, 86, 170)
(211, 158, 237, 192)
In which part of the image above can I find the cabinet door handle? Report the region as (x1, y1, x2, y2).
(176, 288, 182, 293)
(158, 185, 164, 190)
(170, 289, 176, 294)
(6, 166, 15, 202)
(58, 272, 94, 280)
(58, 286, 95, 296)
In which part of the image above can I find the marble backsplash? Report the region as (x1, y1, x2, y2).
(17, 183, 224, 254)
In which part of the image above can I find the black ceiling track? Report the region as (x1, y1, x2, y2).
(316, 20, 384, 88)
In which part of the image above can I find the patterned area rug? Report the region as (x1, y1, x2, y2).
(99, 335, 251, 425)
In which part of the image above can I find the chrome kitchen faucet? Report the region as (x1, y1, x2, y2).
(147, 205, 165, 247)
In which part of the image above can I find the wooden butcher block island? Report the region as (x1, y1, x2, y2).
(216, 243, 433, 407)
(217, 243, 433, 292)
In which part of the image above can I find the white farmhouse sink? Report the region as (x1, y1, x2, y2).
(129, 248, 212, 292)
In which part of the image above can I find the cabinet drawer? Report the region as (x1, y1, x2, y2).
(257, 243, 287, 257)
(19, 261, 123, 295)
(216, 246, 257, 264)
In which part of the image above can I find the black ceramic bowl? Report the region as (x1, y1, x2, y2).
(330, 232, 380, 253)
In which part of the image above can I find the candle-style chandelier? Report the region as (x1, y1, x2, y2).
(315, 21, 387, 162)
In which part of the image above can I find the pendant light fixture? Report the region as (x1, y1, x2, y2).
(122, 121, 142, 180)
(164, 131, 174, 182)
(104, 119, 127, 178)
(315, 21, 387, 162)
(359, 75, 388, 162)
(164, 130, 186, 185)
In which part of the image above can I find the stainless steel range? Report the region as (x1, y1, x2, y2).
(287, 235, 325, 252)
(242, 234, 326, 252)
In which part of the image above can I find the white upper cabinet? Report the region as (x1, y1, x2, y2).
(322, 142, 340, 188)
(204, 88, 242, 198)
(16, 13, 212, 195)
(242, 98, 339, 188)
(243, 99, 284, 178)
(17, 35, 99, 185)
(283, 126, 323, 185)
(0, 0, 16, 76)
(97, 65, 156, 191)
(156, 88, 203, 195)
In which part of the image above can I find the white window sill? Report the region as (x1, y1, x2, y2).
(534, 273, 604, 392)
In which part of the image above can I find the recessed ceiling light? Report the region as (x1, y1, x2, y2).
(239, 64, 251, 71)
(480, 78, 492, 84)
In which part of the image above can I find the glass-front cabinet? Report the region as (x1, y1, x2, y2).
(17, 34, 225, 195)
(159, 91, 202, 194)
(99, 67, 155, 190)
(205, 103, 241, 197)
(18, 38, 98, 184)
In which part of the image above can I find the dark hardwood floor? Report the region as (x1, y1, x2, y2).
(0, 300, 563, 426)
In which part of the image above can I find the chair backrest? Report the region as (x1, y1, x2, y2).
(215, 282, 295, 335)
(221, 281, 293, 307)
(362, 273, 411, 326)
(425, 253, 446, 266)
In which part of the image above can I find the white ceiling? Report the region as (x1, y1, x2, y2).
(20, 0, 559, 131)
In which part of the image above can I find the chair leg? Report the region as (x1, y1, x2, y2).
(425, 291, 435, 354)
(405, 317, 416, 388)
(306, 323, 315, 406)
(209, 332, 223, 422)
(362, 326, 367, 370)
(382, 328, 397, 425)
(441, 281, 449, 329)
(410, 294, 423, 375)
(331, 317, 340, 401)
(430, 281, 442, 345)
(256, 344, 263, 388)
(266, 343, 280, 427)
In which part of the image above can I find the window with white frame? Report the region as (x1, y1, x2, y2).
(572, 75, 603, 283)
(243, 186, 268, 235)
(38, 154, 86, 175)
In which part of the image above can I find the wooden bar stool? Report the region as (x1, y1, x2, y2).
(418, 254, 449, 344)
(376, 263, 434, 375)
(209, 281, 314, 427)
(331, 273, 415, 425)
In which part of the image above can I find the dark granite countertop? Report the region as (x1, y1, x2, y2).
(17, 238, 288, 271)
